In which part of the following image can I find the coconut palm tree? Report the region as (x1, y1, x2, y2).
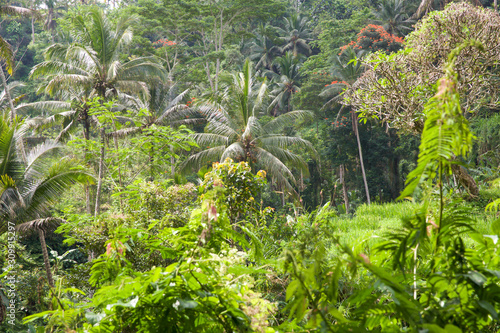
(277, 13, 312, 57)
(0, 4, 37, 122)
(320, 47, 371, 204)
(372, 0, 414, 36)
(249, 32, 282, 71)
(267, 52, 302, 115)
(0, 117, 93, 287)
(30, 7, 165, 99)
(30, 7, 166, 215)
(111, 80, 202, 179)
(16, 217, 65, 288)
(181, 60, 316, 196)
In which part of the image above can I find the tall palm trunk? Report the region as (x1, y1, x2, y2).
(38, 229, 54, 288)
(0, 67, 15, 122)
(95, 128, 105, 217)
(83, 115, 92, 215)
(170, 145, 175, 178)
(352, 111, 371, 204)
(31, 4, 35, 43)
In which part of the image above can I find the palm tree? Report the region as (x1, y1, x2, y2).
(277, 13, 312, 57)
(30, 7, 165, 99)
(320, 47, 371, 204)
(267, 52, 302, 115)
(372, 0, 414, 37)
(30, 7, 166, 215)
(0, 117, 93, 287)
(249, 32, 282, 71)
(181, 60, 316, 197)
(0, 81, 24, 111)
(0, 4, 37, 122)
(112, 80, 201, 179)
(16, 218, 64, 288)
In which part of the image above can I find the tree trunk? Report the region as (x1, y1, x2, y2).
(95, 128, 105, 217)
(170, 145, 175, 178)
(340, 164, 349, 213)
(0, 66, 15, 123)
(31, 6, 35, 43)
(352, 112, 371, 204)
(451, 163, 479, 197)
(38, 229, 54, 288)
(83, 115, 92, 215)
(149, 144, 154, 181)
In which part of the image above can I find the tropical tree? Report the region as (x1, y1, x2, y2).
(267, 52, 302, 115)
(16, 217, 65, 288)
(0, 4, 36, 122)
(30, 7, 165, 99)
(0, 117, 93, 287)
(181, 60, 316, 197)
(30, 7, 166, 215)
(112, 80, 201, 178)
(277, 13, 312, 57)
(321, 47, 371, 204)
(249, 29, 282, 71)
(372, 0, 414, 36)
(0, 81, 24, 113)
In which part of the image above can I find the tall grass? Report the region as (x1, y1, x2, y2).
(325, 199, 497, 258)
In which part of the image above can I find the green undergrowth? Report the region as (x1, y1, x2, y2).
(325, 198, 497, 259)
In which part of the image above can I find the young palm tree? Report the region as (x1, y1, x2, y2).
(267, 52, 302, 115)
(320, 47, 371, 204)
(181, 60, 316, 196)
(277, 13, 312, 57)
(112, 80, 201, 179)
(0, 117, 93, 287)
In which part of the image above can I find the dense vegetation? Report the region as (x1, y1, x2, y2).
(0, 0, 499, 332)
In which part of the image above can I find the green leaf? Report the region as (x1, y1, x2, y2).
(286, 280, 300, 301)
(466, 271, 487, 286)
(491, 218, 500, 236)
(443, 324, 462, 333)
(478, 300, 498, 320)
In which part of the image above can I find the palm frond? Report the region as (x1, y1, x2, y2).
(192, 133, 229, 147)
(118, 57, 166, 82)
(16, 217, 66, 233)
(254, 147, 296, 195)
(260, 144, 310, 175)
(221, 142, 245, 161)
(20, 159, 94, 219)
(179, 145, 226, 174)
(16, 101, 71, 114)
(206, 120, 240, 140)
(0, 37, 14, 74)
(242, 116, 263, 140)
(0, 123, 24, 182)
(262, 110, 313, 133)
(24, 141, 61, 181)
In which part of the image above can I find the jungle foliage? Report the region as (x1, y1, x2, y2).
(0, 0, 499, 332)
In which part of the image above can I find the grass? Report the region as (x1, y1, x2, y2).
(324, 198, 498, 258)
(327, 201, 417, 248)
